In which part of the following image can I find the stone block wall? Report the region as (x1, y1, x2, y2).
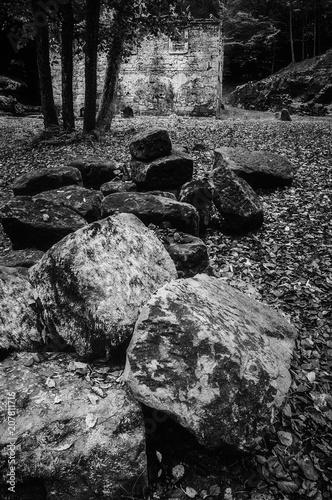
(51, 20, 220, 117)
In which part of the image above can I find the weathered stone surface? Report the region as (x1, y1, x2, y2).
(29, 213, 177, 358)
(102, 193, 199, 236)
(280, 108, 292, 121)
(130, 151, 193, 191)
(33, 185, 103, 222)
(0, 267, 42, 354)
(68, 157, 118, 189)
(211, 159, 263, 233)
(163, 233, 209, 278)
(12, 166, 83, 196)
(0, 197, 87, 251)
(146, 190, 177, 200)
(0, 249, 44, 268)
(124, 274, 297, 451)
(179, 179, 214, 232)
(214, 147, 294, 189)
(0, 352, 147, 499)
(129, 128, 172, 161)
(100, 180, 137, 196)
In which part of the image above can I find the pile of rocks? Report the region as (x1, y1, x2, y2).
(0, 128, 298, 499)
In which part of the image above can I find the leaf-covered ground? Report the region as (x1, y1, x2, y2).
(0, 113, 331, 500)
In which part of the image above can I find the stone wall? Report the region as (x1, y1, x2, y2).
(51, 20, 220, 117)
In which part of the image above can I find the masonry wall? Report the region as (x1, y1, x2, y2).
(51, 21, 220, 117)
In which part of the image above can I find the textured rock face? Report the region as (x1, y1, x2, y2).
(0, 266, 42, 353)
(0, 353, 147, 500)
(30, 213, 177, 358)
(214, 147, 294, 189)
(163, 233, 209, 278)
(211, 160, 263, 233)
(124, 274, 297, 451)
(33, 185, 103, 222)
(102, 193, 199, 236)
(179, 179, 214, 232)
(0, 196, 87, 250)
(129, 128, 172, 161)
(130, 152, 193, 190)
(100, 180, 137, 196)
(68, 157, 118, 189)
(0, 249, 44, 268)
(12, 166, 83, 196)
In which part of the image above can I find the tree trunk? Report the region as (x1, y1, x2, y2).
(289, 0, 296, 63)
(96, 13, 125, 133)
(61, 0, 75, 130)
(83, 0, 101, 133)
(31, 0, 59, 128)
(215, 0, 224, 119)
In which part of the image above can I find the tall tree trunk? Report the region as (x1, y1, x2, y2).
(289, 0, 296, 63)
(61, 0, 74, 130)
(215, 0, 224, 119)
(96, 13, 125, 134)
(83, 0, 101, 133)
(31, 0, 59, 128)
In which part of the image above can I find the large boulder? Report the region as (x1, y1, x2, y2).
(214, 147, 294, 189)
(179, 179, 214, 232)
(130, 152, 193, 191)
(211, 157, 263, 233)
(124, 274, 297, 451)
(33, 185, 103, 222)
(12, 166, 83, 196)
(0, 249, 44, 268)
(68, 157, 119, 189)
(0, 352, 147, 500)
(129, 128, 172, 161)
(29, 213, 177, 359)
(0, 196, 87, 251)
(0, 266, 42, 355)
(102, 193, 199, 236)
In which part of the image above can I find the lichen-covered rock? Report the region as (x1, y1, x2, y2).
(0, 196, 87, 250)
(0, 249, 44, 268)
(68, 157, 118, 189)
(129, 128, 172, 161)
(163, 233, 209, 277)
(100, 180, 137, 196)
(214, 147, 294, 189)
(179, 179, 214, 232)
(0, 352, 147, 499)
(211, 156, 263, 233)
(33, 185, 103, 222)
(124, 274, 297, 451)
(12, 166, 83, 196)
(102, 193, 199, 236)
(0, 267, 42, 354)
(29, 213, 177, 358)
(130, 151, 193, 190)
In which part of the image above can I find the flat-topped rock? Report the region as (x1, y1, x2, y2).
(129, 128, 172, 161)
(0, 196, 87, 250)
(12, 166, 83, 196)
(102, 192, 199, 236)
(68, 157, 118, 189)
(100, 180, 137, 196)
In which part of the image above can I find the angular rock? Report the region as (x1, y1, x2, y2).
(130, 151, 193, 191)
(0, 266, 42, 354)
(102, 193, 199, 236)
(0, 352, 147, 499)
(68, 157, 118, 189)
(33, 185, 103, 222)
(163, 232, 209, 278)
(211, 159, 263, 233)
(0, 249, 44, 268)
(0, 196, 87, 251)
(214, 147, 294, 189)
(100, 180, 137, 196)
(179, 179, 214, 232)
(124, 274, 297, 451)
(129, 128, 172, 161)
(12, 166, 83, 196)
(29, 213, 177, 358)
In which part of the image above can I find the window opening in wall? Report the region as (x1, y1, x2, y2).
(169, 29, 189, 54)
